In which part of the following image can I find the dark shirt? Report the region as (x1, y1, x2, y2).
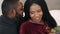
(0, 15, 17, 34)
(20, 21, 51, 34)
(16, 16, 25, 34)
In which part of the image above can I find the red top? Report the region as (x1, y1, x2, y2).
(20, 21, 51, 34)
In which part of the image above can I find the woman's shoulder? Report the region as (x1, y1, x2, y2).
(20, 21, 30, 27)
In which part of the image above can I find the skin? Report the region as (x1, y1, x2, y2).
(29, 3, 56, 34)
(49, 32, 56, 34)
(16, 1, 23, 16)
(30, 3, 43, 24)
(7, 8, 16, 19)
(7, 1, 23, 19)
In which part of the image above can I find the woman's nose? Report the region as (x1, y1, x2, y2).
(35, 14, 39, 17)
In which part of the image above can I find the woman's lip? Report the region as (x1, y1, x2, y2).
(36, 18, 39, 19)
(35, 18, 40, 20)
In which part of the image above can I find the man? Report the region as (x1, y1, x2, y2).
(15, 1, 25, 34)
(0, 0, 24, 34)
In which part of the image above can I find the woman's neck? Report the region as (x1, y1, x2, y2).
(29, 20, 44, 24)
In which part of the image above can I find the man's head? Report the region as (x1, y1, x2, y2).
(15, 1, 24, 19)
(1, 0, 23, 19)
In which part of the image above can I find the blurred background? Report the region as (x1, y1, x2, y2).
(0, 0, 60, 26)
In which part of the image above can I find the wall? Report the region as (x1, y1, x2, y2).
(0, 0, 60, 26)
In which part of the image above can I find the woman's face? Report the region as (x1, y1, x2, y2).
(30, 3, 43, 23)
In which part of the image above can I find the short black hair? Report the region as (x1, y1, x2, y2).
(24, 0, 57, 28)
(1, 0, 19, 16)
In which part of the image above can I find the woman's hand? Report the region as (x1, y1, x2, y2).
(49, 32, 56, 34)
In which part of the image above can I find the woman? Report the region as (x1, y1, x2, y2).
(20, 0, 57, 34)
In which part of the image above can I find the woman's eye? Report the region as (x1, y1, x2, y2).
(30, 11, 34, 14)
(37, 10, 42, 12)
(38, 10, 41, 12)
(30, 12, 34, 14)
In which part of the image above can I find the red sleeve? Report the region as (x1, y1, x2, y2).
(19, 23, 26, 34)
(19, 21, 30, 34)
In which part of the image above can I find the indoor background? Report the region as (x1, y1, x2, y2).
(0, 0, 60, 26)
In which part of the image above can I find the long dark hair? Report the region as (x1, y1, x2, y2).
(24, 0, 57, 28)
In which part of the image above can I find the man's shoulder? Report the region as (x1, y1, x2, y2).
(0, 15, 2, 21)
(0, 15, 4, 24)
